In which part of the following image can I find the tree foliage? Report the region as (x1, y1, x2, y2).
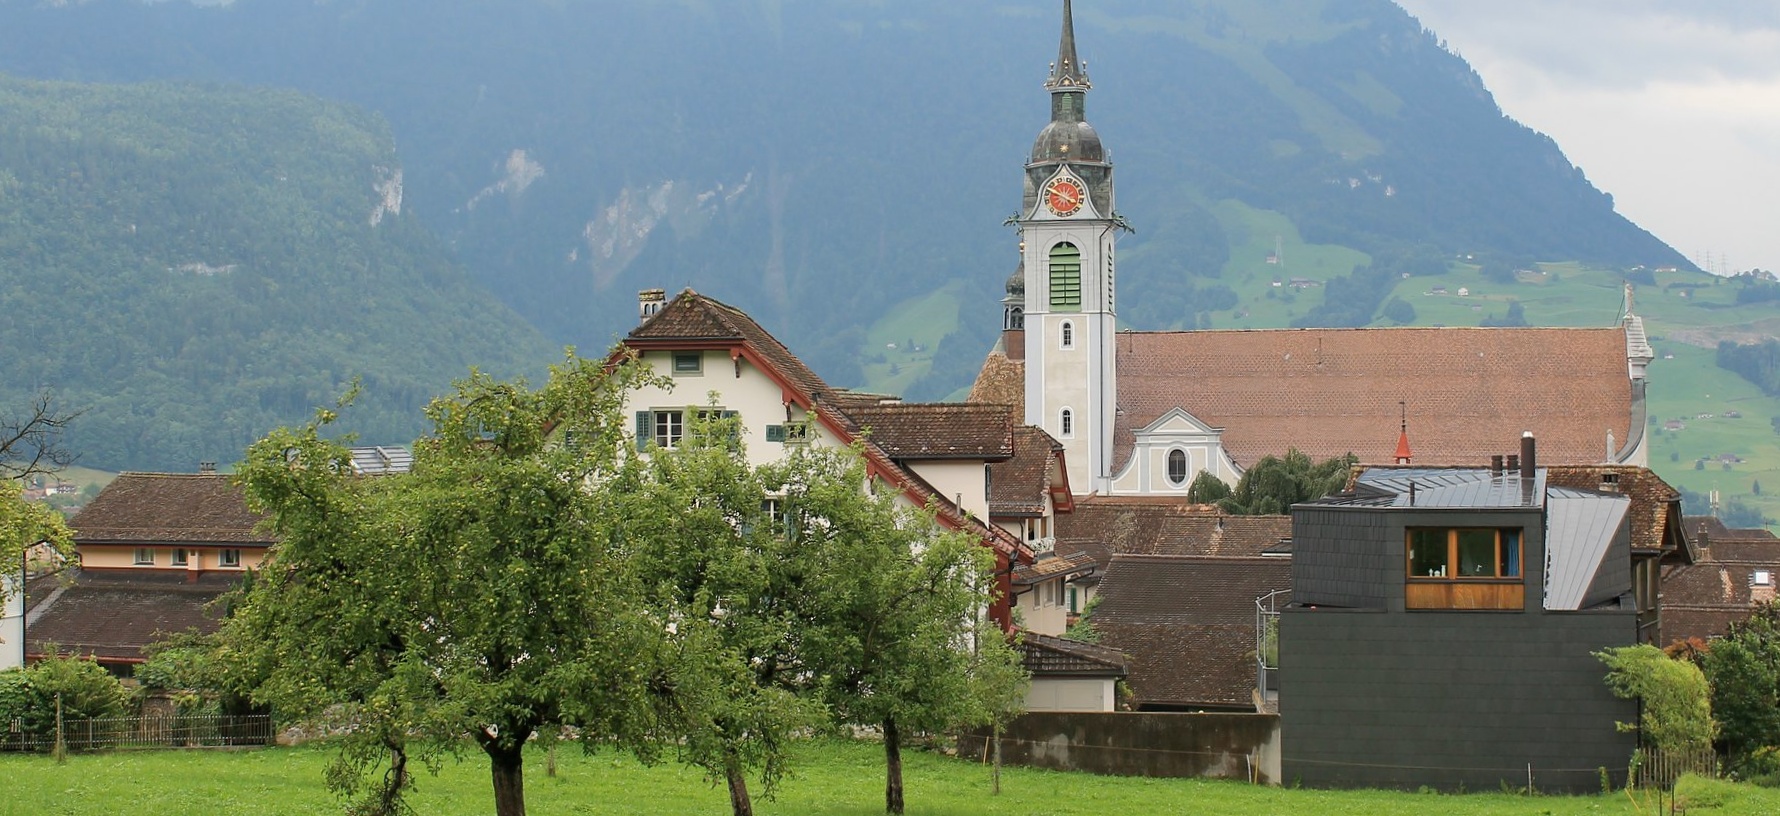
(0, 653, 133, 743)
(1217, 449, 1355, 515)
(1186, 471, 1233, 505)
(223, 354, 667, 816)
(1597, 644, 1717, 754)
(1700, 603, 1780, 762)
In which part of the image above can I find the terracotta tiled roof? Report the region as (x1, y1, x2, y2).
(1112, 327, 1634, 472)
(1018, 631, 1128, 677)
(1013, 549, 1097, 586)
(1545, 466, 1685, 555)
(841, 403, 1014, 460)
(1092, 555, 1290, 709)
(1660, 520, 1780, 642)
(1055, 496, 1291, 573)
(27, 570, 240, 662)
(628, 289, 832, 401)
(968, 347, 1025, 417)
(71, 474, 273, 547)
(991, 426, 1063, 517)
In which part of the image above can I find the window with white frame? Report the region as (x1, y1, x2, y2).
(171, 548, 189, 567)
(672, 352, 703, 376)
(1060, 321, 1075, 349)
(133, 548, 155, 566)
(1167, 449, 1189, 486)
(218, 549, 242, 568)
(1060, 409, 1074, 438)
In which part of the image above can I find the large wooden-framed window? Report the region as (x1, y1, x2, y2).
(1406, 527, 1524, 610)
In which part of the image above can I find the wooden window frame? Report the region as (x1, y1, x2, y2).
(1405, 527, 1525, 611)
(1048, 243, 1082, 308)
(671, 352, 703, 376)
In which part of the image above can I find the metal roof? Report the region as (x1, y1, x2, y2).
(1544, 491, 1631, 610)
(1331, 468, 1546, 509)
(348, 446, 412, 475)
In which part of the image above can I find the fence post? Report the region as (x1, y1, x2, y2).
(52, 693, 66, 764)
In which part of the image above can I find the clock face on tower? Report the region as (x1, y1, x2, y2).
(1044, 177, 1085, 217)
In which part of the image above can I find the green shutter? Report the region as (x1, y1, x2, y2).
(766, 425, 785, 443)
(635, 411, 652, 451)
(1049, 242, 1082, 308)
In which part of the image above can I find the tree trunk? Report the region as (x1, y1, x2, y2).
(884, 716, 905, 815)
(485, 739, 528, 816)
(724, 754, 753, 816)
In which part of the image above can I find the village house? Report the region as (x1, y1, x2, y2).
(1660, 516, 1780, 644)
(1279, 438, 1694, 791)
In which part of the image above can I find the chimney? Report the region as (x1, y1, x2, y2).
(1490, 455, 1504, 476)
(638, 288, 667, 323)
(199, 462, 216, 474)
(1520, 432, 1536, 479)
(1506, 454, 1519, 473)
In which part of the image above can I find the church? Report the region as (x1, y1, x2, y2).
(972, 0, 1655, 497)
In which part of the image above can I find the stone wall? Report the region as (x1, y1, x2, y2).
(960, 711, 1280, 784)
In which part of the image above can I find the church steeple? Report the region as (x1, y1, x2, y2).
(1019, 0, 1119, 494)
(1046, 0, 1092, 92)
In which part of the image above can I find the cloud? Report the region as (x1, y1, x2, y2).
(1398, 1, 1780, 89)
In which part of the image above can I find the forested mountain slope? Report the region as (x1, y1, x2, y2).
(0, 75, 557, 470)
(0, 0, 1688, 403)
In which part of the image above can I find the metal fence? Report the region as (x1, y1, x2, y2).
(4, 713, 274, 752)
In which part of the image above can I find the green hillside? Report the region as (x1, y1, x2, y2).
(0, 75, 557, 471)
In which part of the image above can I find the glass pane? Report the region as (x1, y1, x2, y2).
(1456, 529, 1497, 577)
(1500, 530, 1522, 577)
(1408, 530, 1447, 577)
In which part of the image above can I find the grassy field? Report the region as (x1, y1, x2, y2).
(2, 739, 1778, 815)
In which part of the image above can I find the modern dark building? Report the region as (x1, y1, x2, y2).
(1279, 446, 1680, 792)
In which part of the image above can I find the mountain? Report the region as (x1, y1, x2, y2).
(0, 0, 1690, 404)
(0, 74, 557, 470)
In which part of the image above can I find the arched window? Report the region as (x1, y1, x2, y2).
(1060, 321, 1074, 349)
(1060, 409, 1074, 438)
(1005, 306, 1024, 331)
(1049, 243, 1081, 308)
(1167, 449, 1189, 486)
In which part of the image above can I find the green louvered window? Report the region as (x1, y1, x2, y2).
(1049, 243, 1081, 309)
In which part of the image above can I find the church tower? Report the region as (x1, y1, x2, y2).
(1020, 0, 1118, 494)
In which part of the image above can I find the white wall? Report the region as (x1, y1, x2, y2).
(906, 461, 989, 519)
(1, 571, 22, 670)
(1026, 677, 1117, 712)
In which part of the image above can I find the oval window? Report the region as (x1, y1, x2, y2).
(1168, 449, 1189, 486)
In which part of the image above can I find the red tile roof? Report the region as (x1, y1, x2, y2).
(71, 474, 273, 547)
(1114, 327, 1633, 471)
(969, 347, 1025, 415)
(1055, 496, 1291, 572)
(844, 403, 1014, 460)
(990, 426, 1064, 517)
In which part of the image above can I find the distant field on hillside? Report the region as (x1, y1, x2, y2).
(1, 739, 1772, 815)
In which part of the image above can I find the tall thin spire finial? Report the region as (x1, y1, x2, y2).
(1394, 401, 1413, 465)
(1047, 0, 1092, 91)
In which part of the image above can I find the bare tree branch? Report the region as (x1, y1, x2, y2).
(0, 390, 83, 480)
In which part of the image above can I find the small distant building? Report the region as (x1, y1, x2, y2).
(1017, 632, 1127, 712)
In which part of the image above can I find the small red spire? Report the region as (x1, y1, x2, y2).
(1394, 401, 1413, 465)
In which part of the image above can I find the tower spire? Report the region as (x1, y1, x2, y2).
(1047, 0, 1091, 91)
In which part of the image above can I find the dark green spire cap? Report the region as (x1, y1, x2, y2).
(1045, 0, 1092, 91)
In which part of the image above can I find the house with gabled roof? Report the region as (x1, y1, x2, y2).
(1278, 439, 1693, 791)
(1016, 631, 1127, 712)
(27, 472, 273, 671)
(619, 288, 1035, 628)
(1660, 516, 1780, 644)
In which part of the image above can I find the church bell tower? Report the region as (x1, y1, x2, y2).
(1020, 0, 1118, 494)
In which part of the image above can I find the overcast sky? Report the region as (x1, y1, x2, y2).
(1394, 1, 1780, 274)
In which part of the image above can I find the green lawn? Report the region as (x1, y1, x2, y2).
(3, 740, 1778, 815)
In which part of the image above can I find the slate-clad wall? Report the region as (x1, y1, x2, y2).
(1290, 508, 1394, 608)
(1280, 607, 1637, 792)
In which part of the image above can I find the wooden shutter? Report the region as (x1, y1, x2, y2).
(635, 411, 652, 451)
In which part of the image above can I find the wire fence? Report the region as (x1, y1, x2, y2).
(1632, 746, 1719, 791)
(3, 713, 274, 753)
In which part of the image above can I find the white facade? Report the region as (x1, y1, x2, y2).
(1026, 676, 1117, 712)
(624, 348, 830, 468)
(1021, 172, 1119, 495)
(1, 571, 22, 670)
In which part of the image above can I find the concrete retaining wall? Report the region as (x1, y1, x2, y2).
(961, 711, 1281, 784)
